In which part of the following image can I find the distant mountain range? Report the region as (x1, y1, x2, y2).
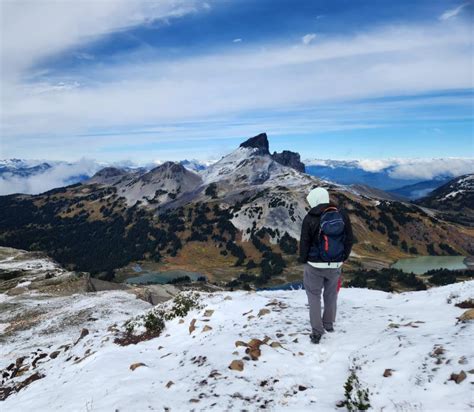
(1, 133, 472, 286)
(2, 155, 472, 200)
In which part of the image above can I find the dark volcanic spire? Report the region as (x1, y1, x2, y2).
(239, 133, 270, 155)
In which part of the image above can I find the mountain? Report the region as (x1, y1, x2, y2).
(179, 159, 212, 172)
(0, 159, 52, 177)
(389, 178, 452, 200)
(417, 174, 474, 226)
(0, 134, 473, 284)
(2, 269, 473, 410)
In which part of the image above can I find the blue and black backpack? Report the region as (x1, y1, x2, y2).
(309, 206, 346, 262)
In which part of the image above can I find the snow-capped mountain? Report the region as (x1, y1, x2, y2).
(2, 257, 473, 411)
(417, 174, 474, 226)
(115, 162, 203, 207)
(0, 159, 53, 177)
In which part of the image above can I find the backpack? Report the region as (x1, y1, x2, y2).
(309, 206, 346, 262)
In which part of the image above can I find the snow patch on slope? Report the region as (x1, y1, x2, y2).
(2, 282, 473, 411)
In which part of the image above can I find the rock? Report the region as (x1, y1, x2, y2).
(178, 319, 185, 324)
(468, 369, 474, 374)
(432, 347, 445, 356)
(32, 353, 48, 368)
(272, 150, 305, 173)
(202, 325, 212, 332)
(49, 351, 61, 359)
(458, 356, 468, 364)
(224, 296, 232, 300)
(383, 369, 393, 377)
(228, 360, 244, 371)
(449, 371, 467, 384)
(232, 351, 239, 355)
(298, 385, 307, 391)
(258, 308, 271, 317)
(74, 328, 89, 345)
(166, 380, 174, 388)
(129, 362, 147, 371)
(239, 133, 270, 155)
(16, 372, 45, 393)
(235, 340, 248, 347)
(245, 339, 264, 360)
(458, 309, 474, 322)
(455, 299, 474, 309)
(276, 333, 284, 338)
(203, 309, 214, 317)
(0, 386, 13, 401)
(189, 319, 197, 334)
(270, 342, 283, 349)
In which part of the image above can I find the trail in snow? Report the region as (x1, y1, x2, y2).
(1, 282, 473, 411)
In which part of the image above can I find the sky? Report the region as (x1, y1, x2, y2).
(0, 0, 473, 163)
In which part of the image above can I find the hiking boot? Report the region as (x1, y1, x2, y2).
(324, 327, 335, 333)
(309, 333, 322, 344)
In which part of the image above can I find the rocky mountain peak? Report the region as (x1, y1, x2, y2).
(239, 133, 270, 155)
(272, 150, 305, 173)
(238, 133, 305, 173)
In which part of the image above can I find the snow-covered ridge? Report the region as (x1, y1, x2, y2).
(2, 281, 473, 411)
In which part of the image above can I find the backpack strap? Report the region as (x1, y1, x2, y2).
(323, 206, 338, 213)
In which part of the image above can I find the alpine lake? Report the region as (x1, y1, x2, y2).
(391, 256, 469, 275)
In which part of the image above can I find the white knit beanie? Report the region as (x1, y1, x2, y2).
(306, 187, 329, 208)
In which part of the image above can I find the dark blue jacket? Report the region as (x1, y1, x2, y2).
(299, 203, 353, 263)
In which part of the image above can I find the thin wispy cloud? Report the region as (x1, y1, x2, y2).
(301, 33, 317, 45)
(233, 38, 242, 43)
(439, 3, 470, 20)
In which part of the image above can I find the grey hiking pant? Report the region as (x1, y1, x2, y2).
(303, 264, 341, 336)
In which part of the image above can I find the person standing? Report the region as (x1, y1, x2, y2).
(299, 187, 353, 344)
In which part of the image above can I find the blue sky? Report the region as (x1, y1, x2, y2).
(1, 0, 473, 163)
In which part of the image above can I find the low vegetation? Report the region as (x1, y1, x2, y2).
(116, 292, 202, 345)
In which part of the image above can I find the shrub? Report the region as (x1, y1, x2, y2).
(164, 292, 202, 321)
(428, 270, 457, 286)
(143, 311, 165, 334)
(279, 232, 298, 255)
(341, 370, 371, 411)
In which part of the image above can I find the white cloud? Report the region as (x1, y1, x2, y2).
(301, 33, 317, 45)
(0, 0, 204, 83)
(388, 158, 474, 180)
(0, 5, 472, 159)
(305, 158, 474, 180)
(0, 159, 102, 195)
(439, 3, 470, 20)
(233, 38, 242, 43)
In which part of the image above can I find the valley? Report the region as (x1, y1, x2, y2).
(0, 134, 473, 290)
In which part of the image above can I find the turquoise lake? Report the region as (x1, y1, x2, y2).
(392, 256, 468, 275)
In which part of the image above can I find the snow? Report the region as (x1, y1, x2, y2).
(444, 190, 463, 199)
(0, 258, 57, 272)
(2, 281, 473, 411)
